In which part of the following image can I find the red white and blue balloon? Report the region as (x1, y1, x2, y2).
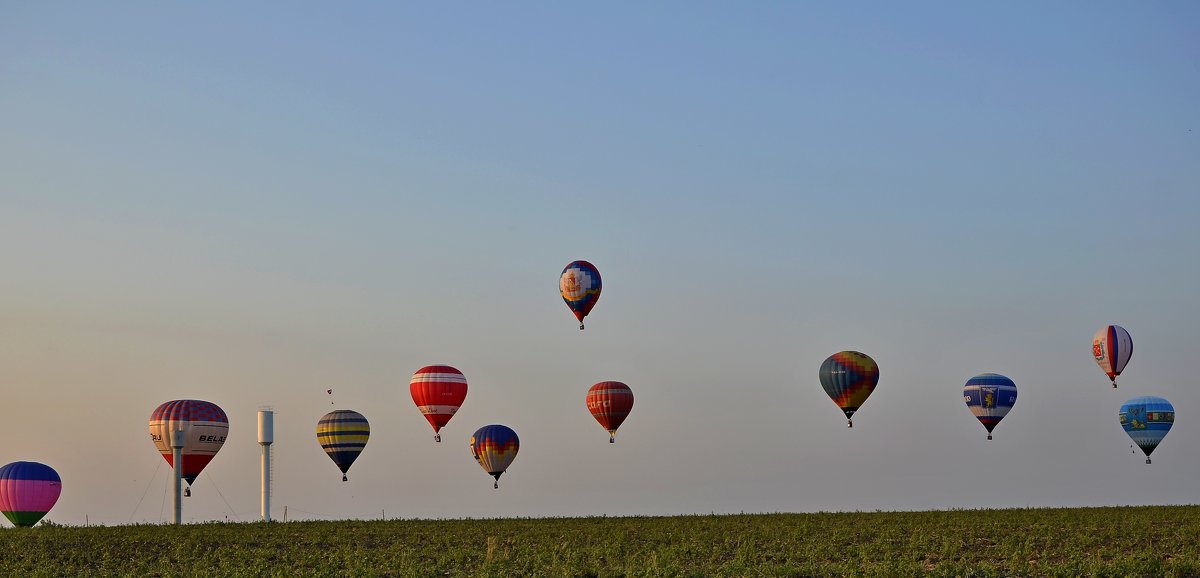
(1093, 325, 1132, 387)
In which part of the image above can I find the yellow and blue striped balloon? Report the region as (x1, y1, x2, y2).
(317, 410, 370, 482)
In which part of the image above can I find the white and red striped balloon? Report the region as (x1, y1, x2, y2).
(410, 365, 468, 442)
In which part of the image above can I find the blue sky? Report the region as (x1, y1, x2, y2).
(2, 3, 1198, 524)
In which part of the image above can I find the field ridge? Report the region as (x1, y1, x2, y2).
(4, 505, 1199, 577)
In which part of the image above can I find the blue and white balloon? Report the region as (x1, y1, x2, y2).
(1120, 396, 1174, 464)
(963, 373, 1017, 440)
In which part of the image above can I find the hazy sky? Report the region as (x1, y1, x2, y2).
(2, 3, 1198, 525)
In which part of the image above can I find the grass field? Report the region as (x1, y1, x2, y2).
(3, 506, 1199, 577)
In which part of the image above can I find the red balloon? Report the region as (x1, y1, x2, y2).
(586, 381, 634, 443)
(410, 365, 468, 442)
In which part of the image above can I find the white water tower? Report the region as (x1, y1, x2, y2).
(258, 409, 274, 522)
(171, 428, 185, 525)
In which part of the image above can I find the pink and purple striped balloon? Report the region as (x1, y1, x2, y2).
(0, 461, 62, 527)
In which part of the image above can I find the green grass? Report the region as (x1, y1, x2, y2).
(3, 506, 1199, 577)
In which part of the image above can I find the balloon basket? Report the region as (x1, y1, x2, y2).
(184, 487, 191, 498)
(342, 474, 348, 482)
(493, 480, 499, 489)
(846, 420, 853, 429)
(579, 323, 585, 330)
(987, 434, 992, 440)
(1146, 458, 1152, 465)
(435, 433, 441, 443)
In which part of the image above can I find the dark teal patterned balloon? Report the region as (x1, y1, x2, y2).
(818, 351, 879, 427)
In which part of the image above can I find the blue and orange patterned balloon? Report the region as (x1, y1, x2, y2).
(818, 351, 879, 427)
(560, 260, 602, 330)
(469, 424, 519, 489)
(317, 410, 370, 481)
(1120, 396, 1174, 464)
(963, 373, 1017, 440)
(0, 461, 62, 528)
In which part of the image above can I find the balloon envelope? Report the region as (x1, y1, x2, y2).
(963, 373, 1017, 438)
(586, 381, 634, 442)
(1120, 396, 1174, 462)
(0, 461, 61, 528)
(818, 351, 879, 425)
(1093, 325, 1133, 385)
(317, 410, 370, 478)
(560, 260, 602, 329)
(470, 424, 519, 487)
(148, 400, 228, 485)
(410, 365, 468, 440)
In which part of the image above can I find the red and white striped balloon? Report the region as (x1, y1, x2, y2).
(410, 365, 468, 442)
(148, 399, 228, 490)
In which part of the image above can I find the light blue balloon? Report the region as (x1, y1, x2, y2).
(1120, 396, 1174, 464)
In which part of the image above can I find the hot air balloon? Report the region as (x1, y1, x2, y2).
(1120, 396, 1174, 464)
(0, 462, 61, 528)
(410, 365, 468, 442)
(149, 400, 228, 496)
(560, 260, 602, 330)
(469, 424, 519, 489)
(818, 351, 879, 427)
(317, 410, 370, 481)
(1093, 325, 1132, 387)
(963, 373, 1017, 440)
(586, 381, 634, 443)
